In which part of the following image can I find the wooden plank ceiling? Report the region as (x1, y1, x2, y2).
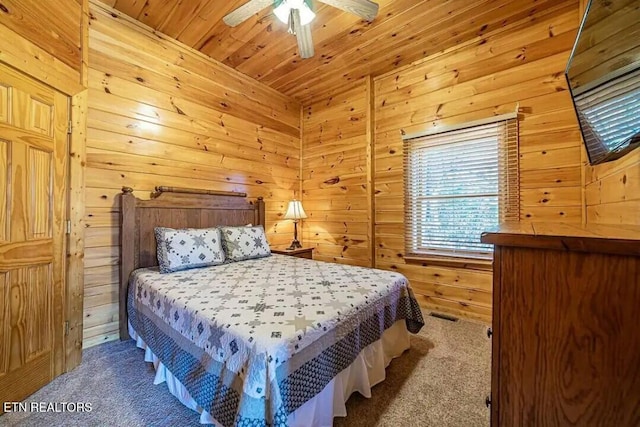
(98, 0, 564, 102)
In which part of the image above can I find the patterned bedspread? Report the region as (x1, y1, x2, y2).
(128, 254, 424, 427)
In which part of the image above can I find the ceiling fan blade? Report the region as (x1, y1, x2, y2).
(223, 0, 273, 27)
(292, 9, 315, 59)
(316, 0, 379, 21)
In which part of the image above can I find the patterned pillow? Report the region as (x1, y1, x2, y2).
(155, 227, 225, 274)
(220, 225, 271, 262)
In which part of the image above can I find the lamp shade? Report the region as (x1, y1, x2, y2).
(284, 200, 307, 220)
(274, 0, 315, 26)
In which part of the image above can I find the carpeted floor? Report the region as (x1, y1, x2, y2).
(1, 312, 491, 427)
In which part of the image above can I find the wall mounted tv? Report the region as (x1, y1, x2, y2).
(566, 0, 640, 165)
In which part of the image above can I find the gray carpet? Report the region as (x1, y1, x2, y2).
(1, 313, 491, 427)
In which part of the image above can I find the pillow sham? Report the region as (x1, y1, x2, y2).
(155, 227, 225, 274)
(220, 225, 271, 262)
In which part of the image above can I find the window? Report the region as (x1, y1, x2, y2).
(403, 116, 519, 260)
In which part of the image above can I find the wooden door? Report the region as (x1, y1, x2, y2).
(0, 63, 68, 406)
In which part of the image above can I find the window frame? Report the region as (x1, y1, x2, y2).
(402, 113, 520, 264)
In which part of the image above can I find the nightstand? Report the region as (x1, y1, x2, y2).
(271, 247, 313, 259)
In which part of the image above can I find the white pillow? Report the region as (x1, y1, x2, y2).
(220, 225, 271, 262)
(154, 227, 225, 273)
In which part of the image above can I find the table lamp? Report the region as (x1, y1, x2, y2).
(284, 200, 307, 250)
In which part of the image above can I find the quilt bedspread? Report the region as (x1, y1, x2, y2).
(128, 254, 424, 426)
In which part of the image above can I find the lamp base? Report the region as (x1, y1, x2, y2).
(287, 239, 303, 250)
(287, 219, 302, 250)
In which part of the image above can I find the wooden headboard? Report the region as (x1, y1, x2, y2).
(118, 186, 265, 340)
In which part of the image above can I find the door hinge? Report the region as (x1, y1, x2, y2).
(64, 321, 70, 337)
(66, 220, 72, 235)
(67, 120, 73, 135)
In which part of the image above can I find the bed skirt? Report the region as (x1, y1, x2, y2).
(129, 320, 410, 426)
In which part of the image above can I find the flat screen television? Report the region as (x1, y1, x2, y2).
(565, 0, 640, 165)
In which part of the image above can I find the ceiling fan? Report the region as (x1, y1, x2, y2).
(223, 0, 380, 59)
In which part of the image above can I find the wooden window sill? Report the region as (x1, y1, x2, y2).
(404, 255, 493, 270)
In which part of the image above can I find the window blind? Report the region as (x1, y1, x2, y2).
(575, 68, 640, 163)
(403, 118, 519, 259)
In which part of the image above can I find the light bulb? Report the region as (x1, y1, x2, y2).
(273, 0, 315, 26)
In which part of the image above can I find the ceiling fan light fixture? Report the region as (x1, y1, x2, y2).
(274, 0, 315, 26)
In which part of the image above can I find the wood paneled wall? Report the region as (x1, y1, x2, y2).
(301, 80, 373, 267)
(585, 151, 640, 225)
(83, 3, 301, 347)
(0, 0, 82, 74)
(301, 0, 584, 323)
(0, 0, 85, 96)
(374, 0, 582, 323)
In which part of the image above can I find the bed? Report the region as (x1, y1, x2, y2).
(119, 186, 425, 426)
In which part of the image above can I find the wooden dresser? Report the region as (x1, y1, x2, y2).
(481, 223, 640, 426)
